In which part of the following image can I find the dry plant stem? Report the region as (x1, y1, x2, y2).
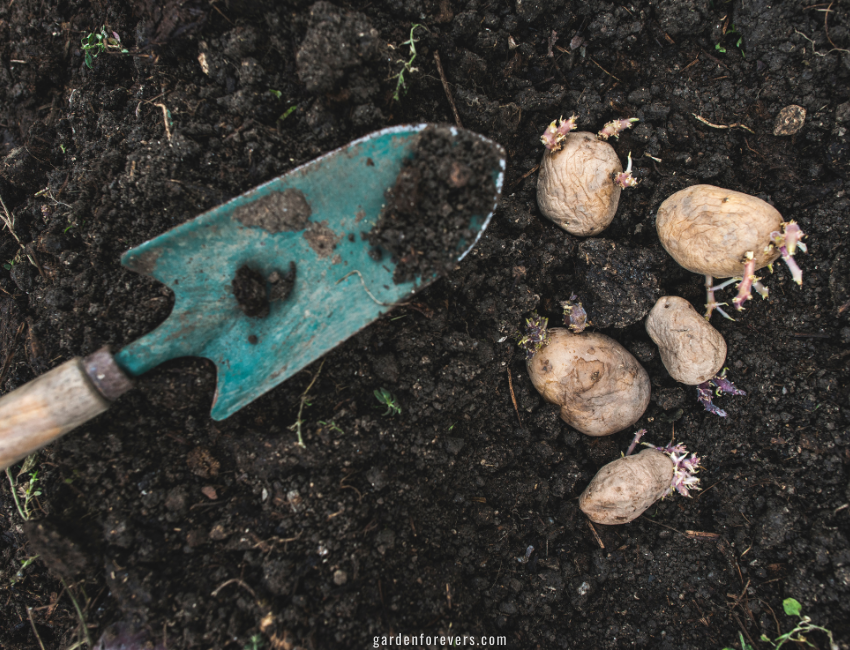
(0, 322, 26, 386)
(336, 270, 402, 307)
(211, 578, 257, 599)
(5, 467, 28, 521)
(692, 113, 754, 133)
(433, 51, 463, 129)
(60, 577, 92, 649)
(0, 192, 22, 245)
(27, 606, 47, 650)
(154, 103, 172, 141)
(506, 368, 521, 424)
(290, 360, 325, 447)
(587, 519, 604, 549)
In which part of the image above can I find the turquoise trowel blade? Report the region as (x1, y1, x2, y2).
(115, 124, 506, 419)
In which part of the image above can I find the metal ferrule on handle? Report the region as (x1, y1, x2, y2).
(0, 347, 132, 470)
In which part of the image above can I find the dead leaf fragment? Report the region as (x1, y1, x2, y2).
(201, 486, 218, 500)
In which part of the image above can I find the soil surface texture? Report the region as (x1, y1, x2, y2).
(368, 125, 502, 283)
(1, 0, 849, 649)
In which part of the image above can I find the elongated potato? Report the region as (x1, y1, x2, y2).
(579, 448, 673, 525)
(645, 296, 726, 385)
(537, 132, 622, 237)
(656, 185, 782, 278)
(527, 328, 650, 437)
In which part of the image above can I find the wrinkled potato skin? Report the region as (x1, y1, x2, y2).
(656, 185, 783, 278)
(527, 328, 650, 437)
(537, 132, 622, 237)
(579, 449, 674, 525)
(646, 296, 727, 385)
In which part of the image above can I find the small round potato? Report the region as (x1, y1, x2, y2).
(527, 328, 650, 437)
(537, 132, 622, 237)
(579, 448, 674, 525)
(645, 296, 727, 385)
(656, 184, 783, 278)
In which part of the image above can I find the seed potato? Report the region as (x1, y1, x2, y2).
(645, 296, 727, 385)
(656, 184, 783, 278)
(579, 448, 674, 525)
(537, 132, 622, 237)
(526, 328, 650, 437)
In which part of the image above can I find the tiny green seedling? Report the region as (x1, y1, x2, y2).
(5, 463, 42, 521)
(374, 388, 401, 416)
(268, 89, 282, 99)
(391, 24, 427, 102)
(715, 23, 745, 57)
(81, 26, 129, 69)
(10, 555, 39, 586)
(318, 420, 344, 435)
(279, 105, 298, 121)
(243, 634, 265, 650)
(722, 598, 837, 650)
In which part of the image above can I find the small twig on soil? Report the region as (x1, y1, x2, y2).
(692, 114, 755, 133)
(794, 27, 850, 56)
(684, 530, 720, 540)
(825, 1, 839, 50)
(681, 54, 700, 73)
(27, 607, 47, 650)
(210, 1, 236, 25)
(508, 164, 540, 191)
(211, 578, 257, 599)
(641, 518, 686, 536)
(587, 519, 605, 549)
(340, 472, 363, 502)
(154, 103, 172, 141)
(336, 270, 404, 308)
(433, 51, 463, 129)
(506, 368, 521, 425)
(0, 191, 22, 246)
(730, 611, 758, 649)
(0, 322, 26, 387)
(590, 58, 621, 83)
(446, 583, 452, 610)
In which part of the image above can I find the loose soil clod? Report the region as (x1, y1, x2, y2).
(368, 125, 501, 283)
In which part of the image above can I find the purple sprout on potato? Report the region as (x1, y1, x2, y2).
(517, 312, 550, 360)
(656, 185, 807, 320)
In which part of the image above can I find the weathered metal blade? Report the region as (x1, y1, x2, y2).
(114, 124, 505, 419)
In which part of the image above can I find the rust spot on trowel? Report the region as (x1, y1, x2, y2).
(233, 188, 311, 233)
(125, 248, 163, 276)
(304, 221, 342, 258)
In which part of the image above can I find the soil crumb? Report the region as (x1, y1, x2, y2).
(233, 188, 312, 233)
(269, 261, 297, 301)
(304, 220, 341, 257)
(368, 125, 501, 284)
(232, 265, 269, 317)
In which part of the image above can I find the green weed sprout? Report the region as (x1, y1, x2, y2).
(81, 26, 129, 69)
(391, 24, 427, 102)
(722, 598, 837, 650)
(715, 23, 745, 58)
(5, 466, 42, 521)
(374, 388, 401, 416)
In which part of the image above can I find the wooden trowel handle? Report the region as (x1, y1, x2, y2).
(0, 348, 132, 471)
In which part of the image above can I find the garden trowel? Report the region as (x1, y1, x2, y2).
(0, 124, 505, 470)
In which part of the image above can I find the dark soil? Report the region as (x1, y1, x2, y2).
(368, 125, 502, 283)
(1, 0, 849, 649)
